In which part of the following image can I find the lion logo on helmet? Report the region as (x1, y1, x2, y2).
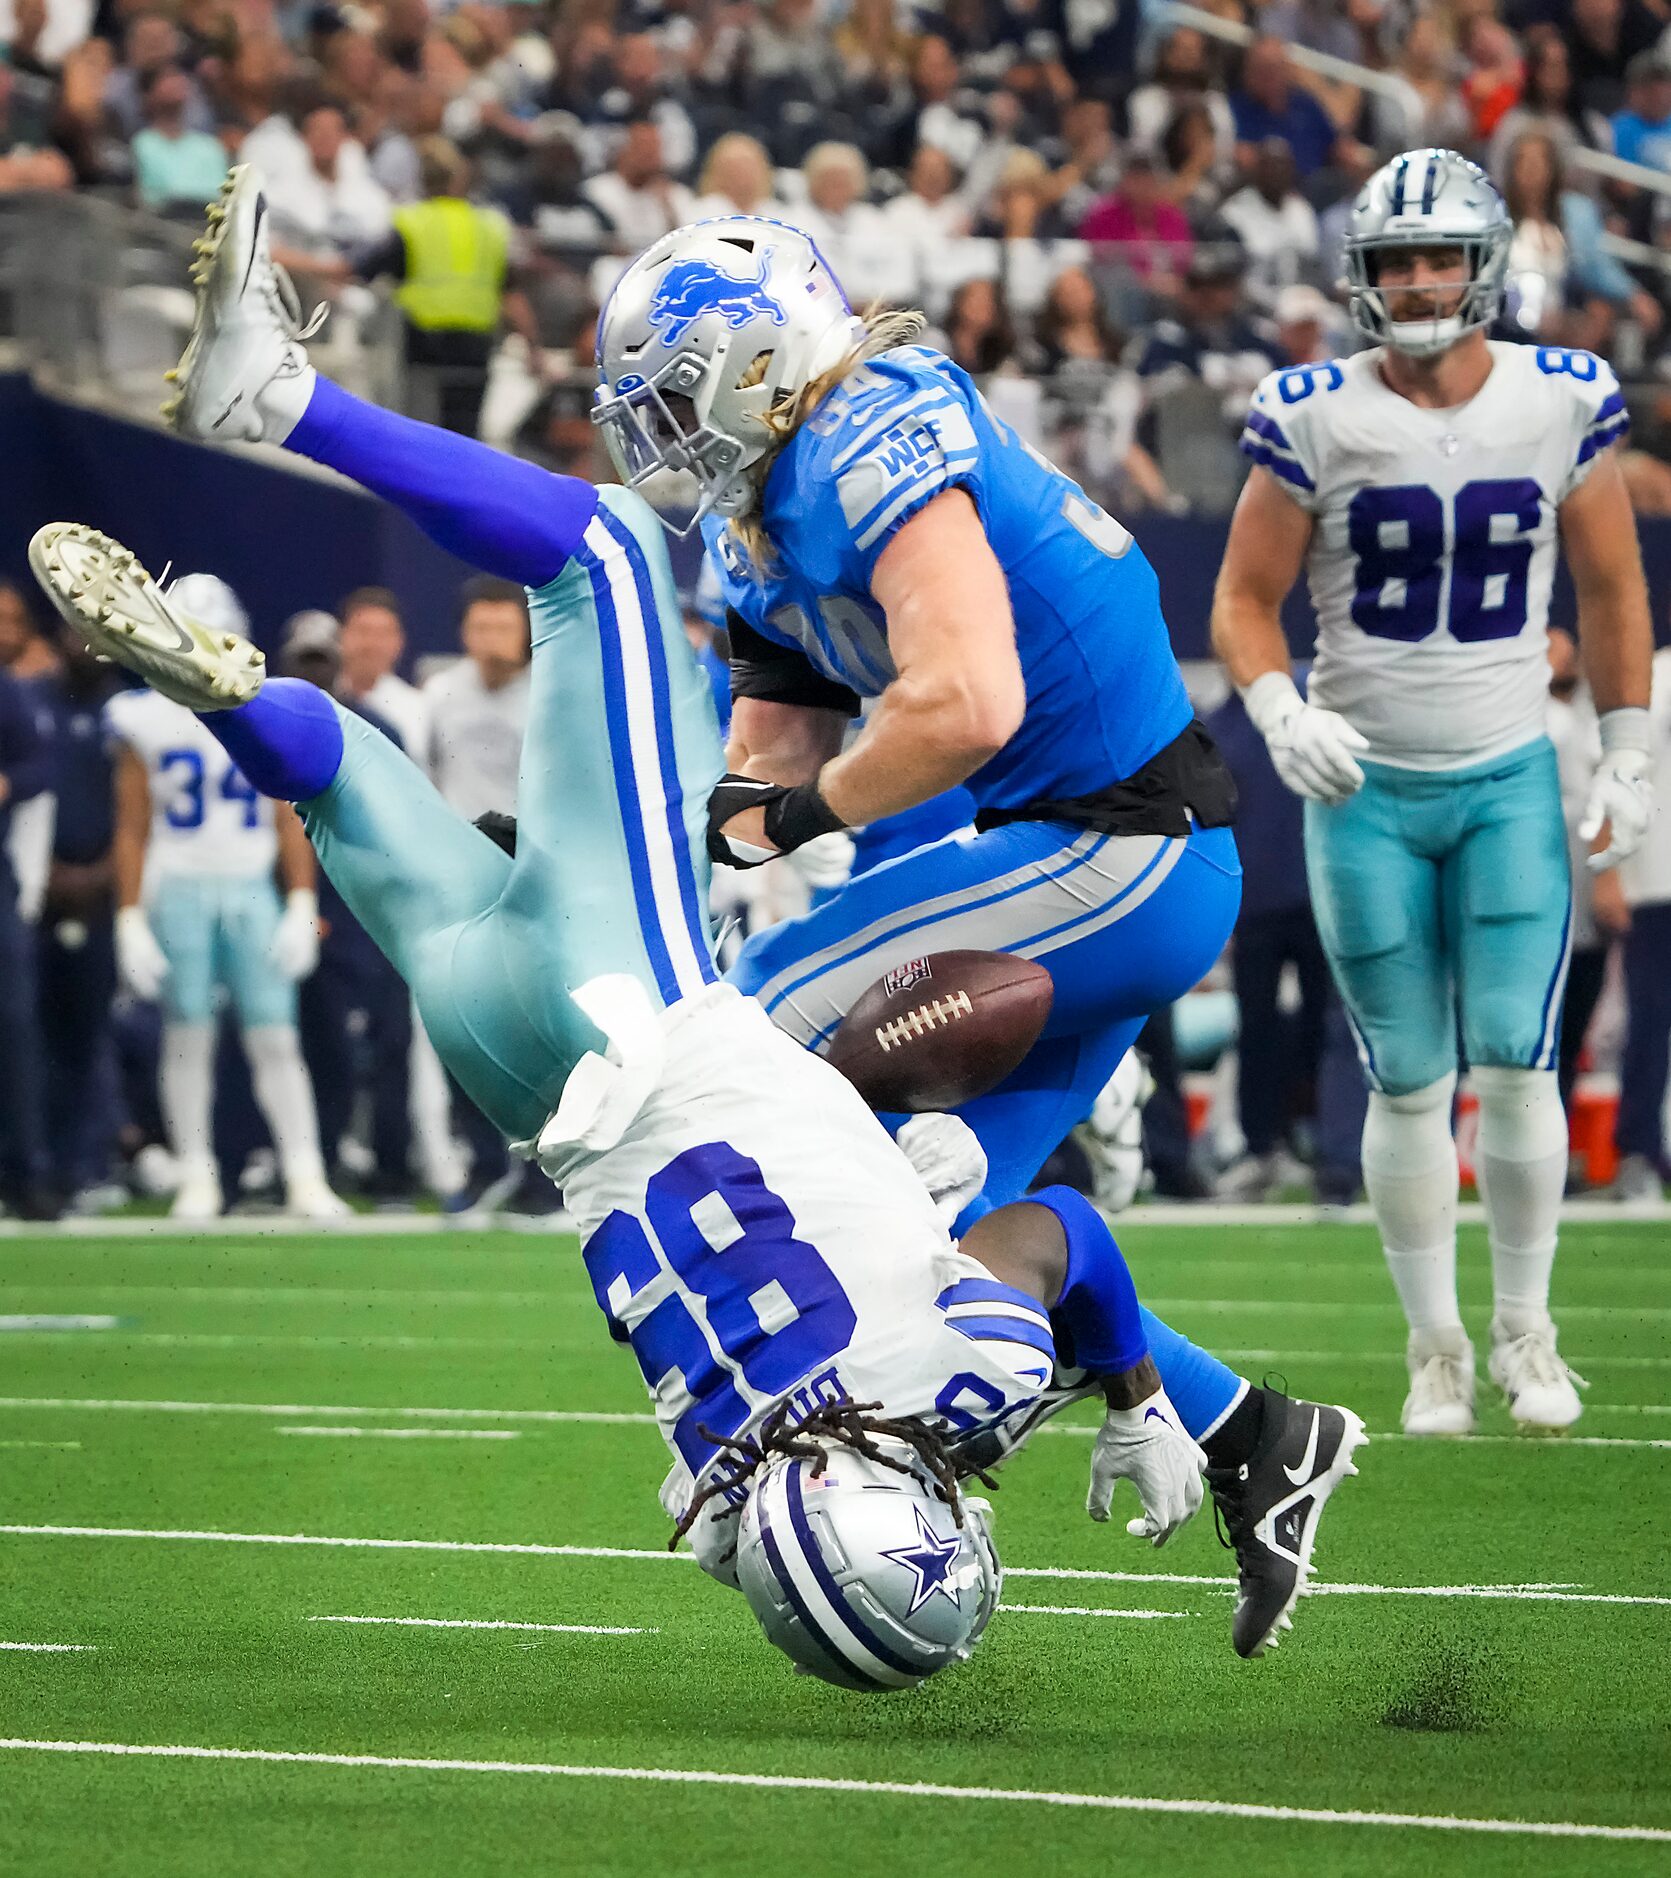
(645, 251, 787, 348)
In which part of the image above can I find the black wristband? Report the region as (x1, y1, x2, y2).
(761, 781, 847, 853)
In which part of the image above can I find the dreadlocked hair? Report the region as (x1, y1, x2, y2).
(726, 304, 928, 574)
(669, 1397, 996, 1551)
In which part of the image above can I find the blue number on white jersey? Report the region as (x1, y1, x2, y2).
(583, 1143, 860, 1473)
(1349, 479, 1543, 644)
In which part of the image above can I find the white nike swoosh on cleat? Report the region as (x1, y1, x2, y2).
(1283, 1409, 1321, 1487)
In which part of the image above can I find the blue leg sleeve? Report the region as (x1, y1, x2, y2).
(287, 377, 599, 589)
(1140, 1305, 1243, 1438)
(205, 678, 344, 801)
(1025, 1187, 1148, 1374)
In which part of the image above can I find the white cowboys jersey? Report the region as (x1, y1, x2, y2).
(555, 985, 1054, 1577)
(1240, 343, 1628, 770)
(104, 688, 277, 882)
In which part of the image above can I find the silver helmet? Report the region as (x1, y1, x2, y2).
(1344, 148, 1510, 357)
(733, 1436, 1001, 1693)
(592, 216, 864, 534)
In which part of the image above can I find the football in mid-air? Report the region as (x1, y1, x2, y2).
(825, 951, 1054, 1112)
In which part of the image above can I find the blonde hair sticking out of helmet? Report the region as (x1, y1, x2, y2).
(726, 303, 927, 572)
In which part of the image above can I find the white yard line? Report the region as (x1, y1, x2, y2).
(4, 1395, 1667, 1449)
(4, 1525, 1666, 1606)
(277, 1427, 520, 1441)
(0, 1285, 552, 1306)
(307, 1615, 653, 1636)
(0, 1739, 1665, 1842)
(0, 1396, 653, 1425)
(0, 1315, 121, 1331)
(0, 1642, 93, 1652)
(0, 1440, 81, 1450)
(999, 1605, 1192, 1620)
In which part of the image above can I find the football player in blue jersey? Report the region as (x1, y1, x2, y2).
(103, 167, 1364, 1661)
(592, 218, 1242, 1239)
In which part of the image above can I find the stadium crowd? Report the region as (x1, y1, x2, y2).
(1, 0, 1670, 1217)
(13, 0, 1671, 502)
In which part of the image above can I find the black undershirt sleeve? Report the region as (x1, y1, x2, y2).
(725, 609, 862, 716)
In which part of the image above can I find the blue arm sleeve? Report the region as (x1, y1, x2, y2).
(288, 376, 599, 590)
(1028, 1185, 1149, 1376)
(0, 679, 52, 805)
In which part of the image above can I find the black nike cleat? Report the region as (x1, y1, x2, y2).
(1206, 1389, 1366, 1659)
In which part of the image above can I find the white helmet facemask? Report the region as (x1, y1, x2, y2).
(1344, 148, 1511, 359)
(593, 217, 865, 535)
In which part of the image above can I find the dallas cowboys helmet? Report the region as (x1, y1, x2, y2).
(592, 217, 864, 533)
(1344, 148, 1510, 357)
(733, 1439, 1001, 1693)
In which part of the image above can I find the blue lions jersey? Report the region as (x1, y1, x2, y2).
(703, 347, 1193, 812)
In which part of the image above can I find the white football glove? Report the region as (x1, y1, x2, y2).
(1087, 1386, 1207, 1548)
(115, 905, 170, 1001)
(786, 829, 856, 894)
(1580, 710, 1656, 872)
(270, 889, 320, 981)
(896, 1111, 988, 1228)
(1243, 671, 1368, 805)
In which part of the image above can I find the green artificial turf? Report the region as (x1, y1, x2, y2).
(1, 1221, 1667, 1877)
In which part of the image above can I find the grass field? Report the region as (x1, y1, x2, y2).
(1, 1216, 1667, 1877)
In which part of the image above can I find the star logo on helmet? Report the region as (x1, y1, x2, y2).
(879, 1507, 964, 1616)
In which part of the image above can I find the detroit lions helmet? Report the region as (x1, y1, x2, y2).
(592, 217, 864, 533)
(733, 1439, 1001, 1693)
(1344, 148, 1510, 357)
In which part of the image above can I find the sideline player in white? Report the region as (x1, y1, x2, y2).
(1213, 150, 1656, 1435)
(106, 573, 346, 1221)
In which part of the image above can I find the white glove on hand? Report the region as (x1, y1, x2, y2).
(1581, 711, 1656, 872)
(115, 905, 170, 1001)
(1087, 1387, 1207, 1548)
(270, 889, 320, 981)
(787, 829, 856, 894)
(1243, 671, 1368, 805)
(896, 1112, 988, 1228)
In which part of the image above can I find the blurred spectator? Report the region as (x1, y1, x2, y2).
(422, 575, 531, 1206)
(1459, 15, 1525, 143)
(53, 34, 125, 185)
(0, 659, 56, 1217)
(35, 623, 125, 1209)
(939, 276, 1022, 375)
(1272, 282, 1337, 368)
(0, 579, 60, 681)
(1228, 37, 1339, 179)
(336, 586, 431, 767)
(1610, 48, 1671, 172)
(783, 139, 901, 305)
(1035, 263, 1119, 375)
(424, 575, 530, 824)
(1260, 0, 1364, 134)
(880, 140, 972, 263)
(1488, 30, 1605, 178)
(833, 0, 918, 92)
(0, 59, 72, 190)
(1609, 637, 1671, 1199)
(1563, 0, 1661, 122)
(1157, 101, 1230, 219)
(263, 101, 393, 267)
(1078, 152, 1192, 289)
(131, 63, 228, 212)
(1126, 27, 1234, 170)
(0, 0, 90, 72)
(892, 32, 985, 173)
(278, 614, 415, 1202)
(1207, 675, 1363, 1205)
(743, 0, 838, 130)
(581, 117, 696, 253)
(1545, 627, 1617, 1123)
(1051, 95, 1119, 231)
(691, 130, 780, 219)
(351, 137, 517, 437)
(103, 11, 211, 141)
(1380, 14, 1472, 155)
(589, 33, 696, 179)
(976, 144, 1069, 241)
(1219, 139, 1320, 312)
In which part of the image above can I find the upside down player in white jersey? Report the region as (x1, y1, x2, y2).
(1213, 149, 1656, 1436)
(23, 167, 1370, 1682)
(105, 574, 345, 1222)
